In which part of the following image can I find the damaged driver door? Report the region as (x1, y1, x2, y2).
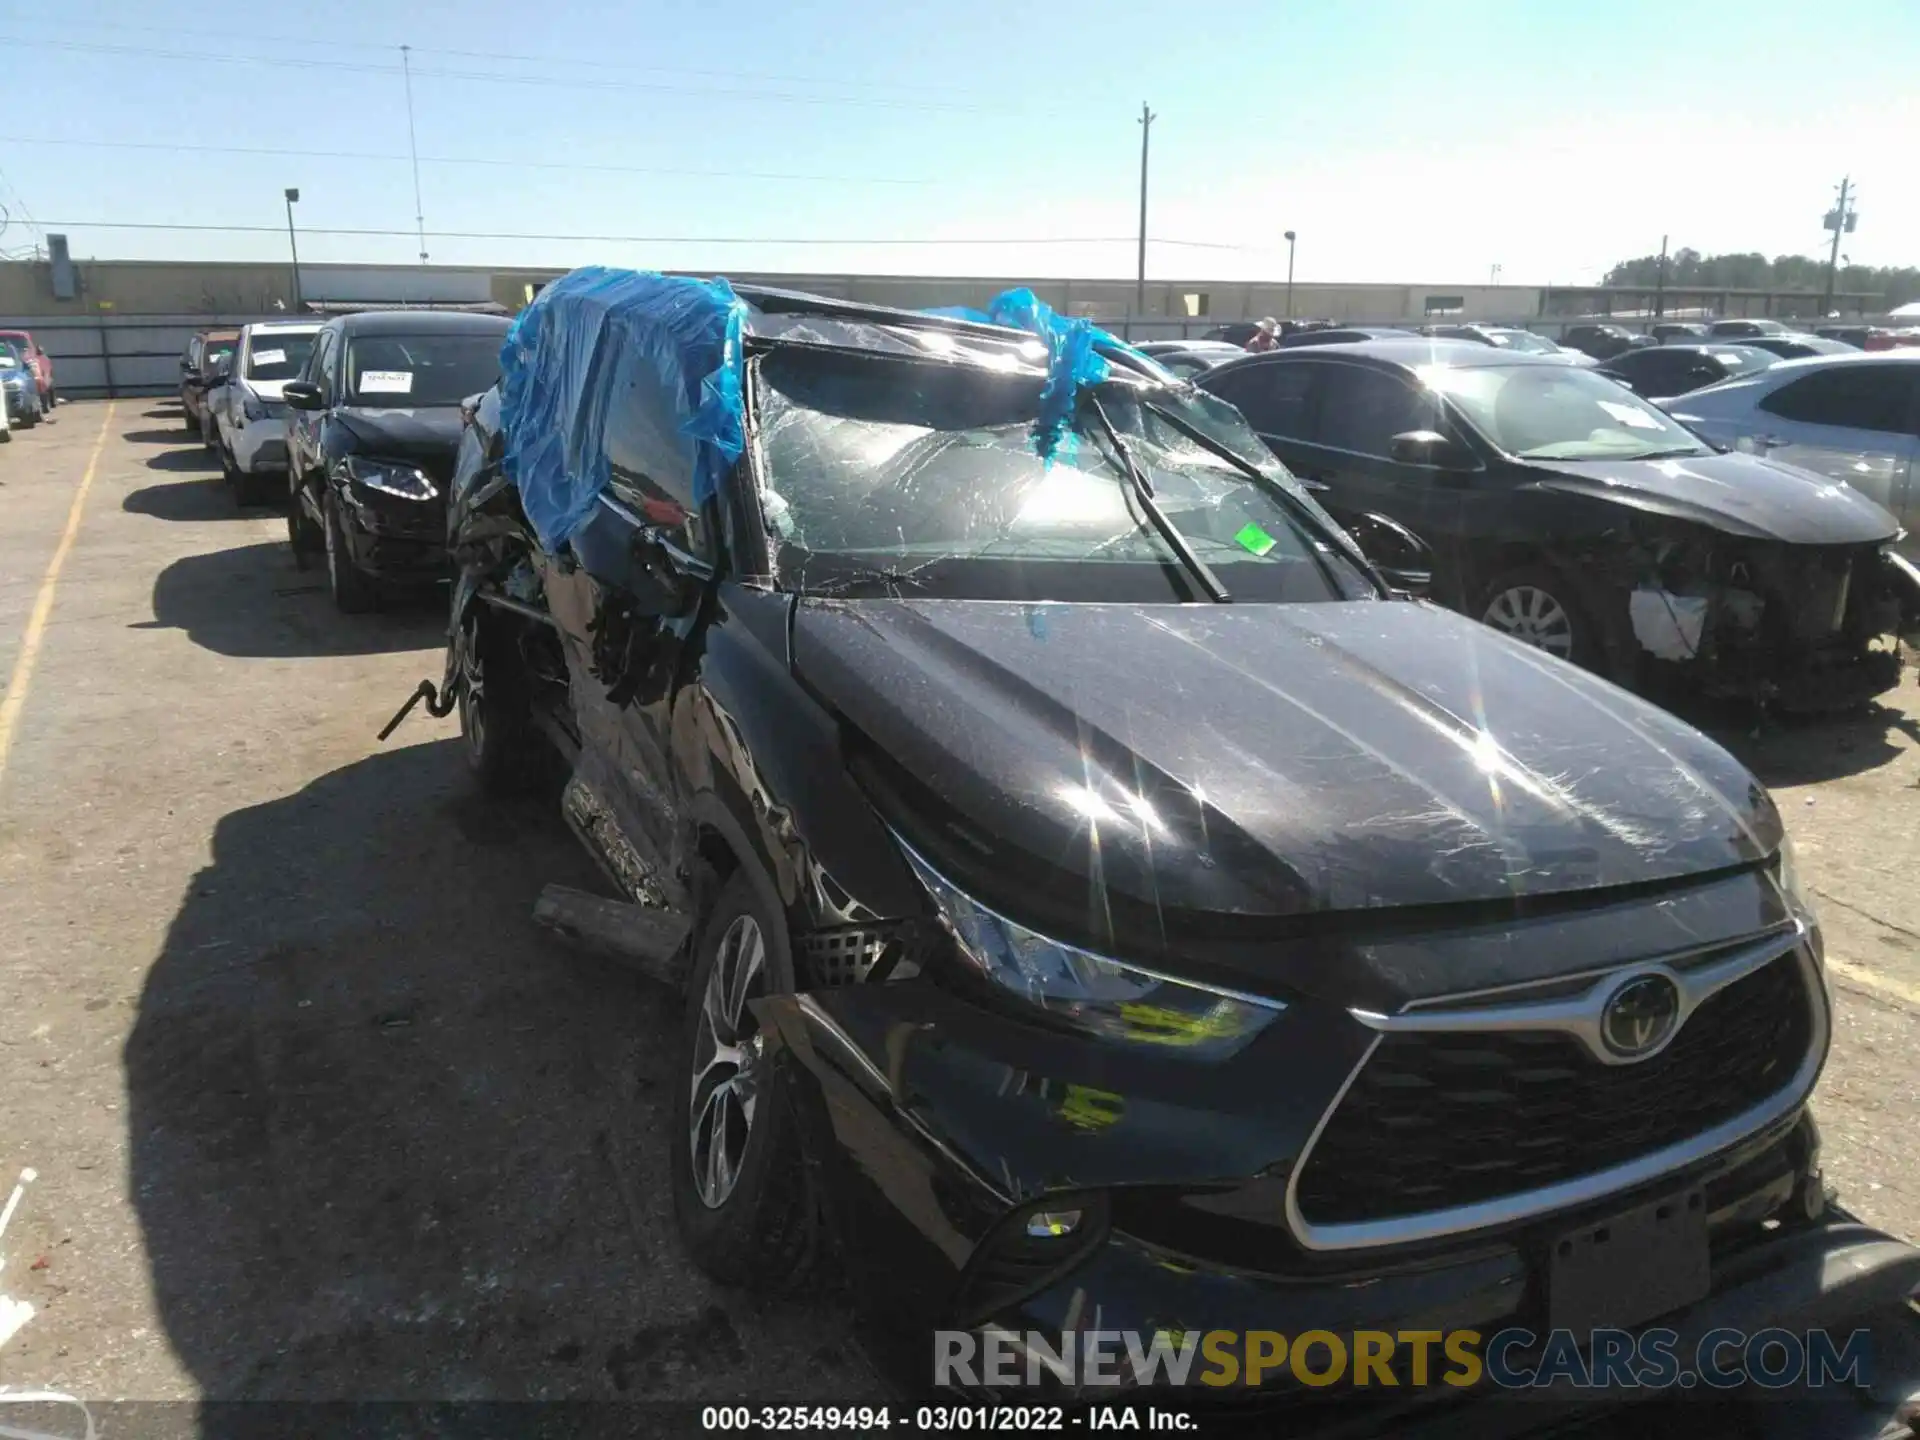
(539, 348, 722, 903)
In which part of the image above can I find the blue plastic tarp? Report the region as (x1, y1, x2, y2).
(926, 288, 1132, 461)
(499, 266, 747, 552)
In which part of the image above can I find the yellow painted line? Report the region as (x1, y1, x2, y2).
(1829, 956, 1920, 1011)
(0, 401, 117, 792)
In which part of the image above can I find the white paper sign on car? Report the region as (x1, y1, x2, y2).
(250, 348, 287, 367)
(359, 370, 414, 394)
(1598, 400, 1663, 430)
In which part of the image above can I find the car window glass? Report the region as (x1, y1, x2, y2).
(1759, 366, 1915, 434)
(315, 331, 338, 396)
(246, 331, 317, 382)
(601, 338, 714, 561)
(1316, 365, 1441, 456)
(1203, 363, 1316, 440)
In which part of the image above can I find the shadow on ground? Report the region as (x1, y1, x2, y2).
(125, 740, 868, 1404)
(143, 540, 446, 658)
(145, 446, 218, 474)
(123, 477, 259, 523)
(123, 426, 200, 445)
(1709, 689, 1920, 789)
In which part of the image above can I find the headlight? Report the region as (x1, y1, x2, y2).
(242, 390, 268, 422)
(338, 455, 439, 501)
(900, 842, 1284, 1059)
(1775, 833, 1817, 923)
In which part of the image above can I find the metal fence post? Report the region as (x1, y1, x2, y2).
(98, 314, 115, 398)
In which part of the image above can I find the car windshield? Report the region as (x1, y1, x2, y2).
(203, 340, 235, 369)
(0, 346, 19, 368)
(1487, 330, 1561, 355)
(1422, 362, 1710, 461)
(246, 332, 317, 382)
(344, 332, 503, 407)
(754, 347, 1376, 604)
(1704, 346, 1776, 374)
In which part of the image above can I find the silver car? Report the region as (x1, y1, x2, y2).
(1662, 352, 1920, 555)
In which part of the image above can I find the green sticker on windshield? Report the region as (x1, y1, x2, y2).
(1234, 522, 1277, 557)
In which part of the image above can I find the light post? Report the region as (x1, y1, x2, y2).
(284, 187, 302, 312)
(1284, 230, 1297, 318)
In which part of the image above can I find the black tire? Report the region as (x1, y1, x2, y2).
(43, 388, 55, 413)
(1477, 564, 1608, 671)
(287, 472, 324, 566)
(18, 402, 36, 429)
(670, 869, 823, 1295)
(322, 490, 377, 613)
(182, 404, 197, 434)
(459, 613, 544, 795)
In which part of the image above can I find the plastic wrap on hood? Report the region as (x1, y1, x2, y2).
(927, 288, 1132, 462)
(499, 266, 747, 551)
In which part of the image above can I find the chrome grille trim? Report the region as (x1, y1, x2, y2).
(1284, 924, 1825, 1253)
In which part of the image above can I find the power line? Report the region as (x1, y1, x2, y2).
(1, 36, 1043, 115)
(16, 13, 999, 100)
(36, 219, 1258, 250)
(0, 136, 930, 187)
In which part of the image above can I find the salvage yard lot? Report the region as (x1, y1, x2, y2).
(1, 401, 1917, 1402)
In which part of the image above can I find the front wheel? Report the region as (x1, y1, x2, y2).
(669, 870, 823, 1294)
(458, 613, 544, 795)
(287, 473, 323, 565)
(1479, 566, 1604, 669)
(322, 490, 377, 613)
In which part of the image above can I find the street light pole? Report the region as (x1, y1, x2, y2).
(1654, 234, 1667, 318)
(1284, 230, 1297, 318)
(1135, 102, 1156, 330)
(283, 187, 302, 312)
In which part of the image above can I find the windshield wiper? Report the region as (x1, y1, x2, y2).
(1085, 395, 1229, 603)
(1139, 397, 1376, 590)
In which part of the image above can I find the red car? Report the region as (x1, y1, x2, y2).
(0, 329, 55, 410)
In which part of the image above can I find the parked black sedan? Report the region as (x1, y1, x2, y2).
(1736, 333, 1856, 360)
(282, 309, 511, 611)
(1197, 339, 1920, 709)
(1559, 323, 1654, 361)
(1595, 342, 1776, 398)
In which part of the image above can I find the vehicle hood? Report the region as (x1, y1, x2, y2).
(794, 598, 1780, 927)
(1523, 451, 1898, 544)
(333, 405, 463, 460)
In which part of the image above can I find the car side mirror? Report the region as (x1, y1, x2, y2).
(282, 380, 324, 411)
(1389, 429, 1471, 468)
(1346, 511, 1434, 597)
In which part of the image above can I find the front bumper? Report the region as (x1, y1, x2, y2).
(230, 416, 289, 473)
(752, 909, 1903, 1423)
(332, 480, 448, 581)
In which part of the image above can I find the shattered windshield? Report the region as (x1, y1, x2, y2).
(1422, 362, 1711, 462)
(753, 347, 1376, 603)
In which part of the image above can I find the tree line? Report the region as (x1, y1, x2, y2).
(1601, 249, 1918, 310)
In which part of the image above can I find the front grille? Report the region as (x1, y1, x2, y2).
(799, 926, 896, 986)
(1293, 953, 1813, 1229)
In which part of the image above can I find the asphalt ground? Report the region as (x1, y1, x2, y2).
(0, 403, 1916, 1412)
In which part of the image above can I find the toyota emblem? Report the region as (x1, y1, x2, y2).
(1600, 974, 1683, 1059)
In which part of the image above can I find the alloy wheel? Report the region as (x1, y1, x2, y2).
(457, 617, 487, 765)
(1482, 584, 1576, 659)
(688, 914, 767, 1209)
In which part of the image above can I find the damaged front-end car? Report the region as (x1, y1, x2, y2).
(1615, 519, 1920, 713)
(390, 269, 1920, 1433)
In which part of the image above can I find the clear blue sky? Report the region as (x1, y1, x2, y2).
(2, 0, 1914, 285)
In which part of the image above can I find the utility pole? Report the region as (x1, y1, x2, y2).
(1820, 177, 1854, 317)
(1135, 102, 1155, 328)
(401, 45, 429, 264)
(1653, 234, 1668, 318)
(1284, 230, 1297, 317)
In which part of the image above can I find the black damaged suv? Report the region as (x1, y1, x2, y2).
(283, 310, 510, 611)
(432, 278, 1920, 1428)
